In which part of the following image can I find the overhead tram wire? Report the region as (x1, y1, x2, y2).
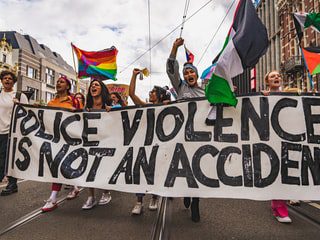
(148, 0, 152, 88)
(119, 0, 213, 74)
(179, 0, 191, 38)
(196, 0, 236, 66)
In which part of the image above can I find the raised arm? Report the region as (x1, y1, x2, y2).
(166, 38, 184, 92)
(129, 68, 147, 106)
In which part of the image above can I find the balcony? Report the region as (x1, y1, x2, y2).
(283, 56, 303, 72)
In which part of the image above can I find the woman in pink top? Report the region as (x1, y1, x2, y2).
(263, 70, 292, 224)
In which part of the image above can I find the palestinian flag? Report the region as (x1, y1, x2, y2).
(293, 12, 320, 42)
(302, 47, 320, 75)
(205, 0, 268, 106)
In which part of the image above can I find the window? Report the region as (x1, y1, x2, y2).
(26, 86, 39, 101)
(46, 92, 55, 102)
(2, 54, 6, 63)
(46, 68, 55, 86)
(27, 66, 37, 79)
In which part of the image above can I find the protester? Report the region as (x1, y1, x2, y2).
(110, 91, 127, 108)
(74, 92, 86, 106)
(0, 70, 29, 196)
(41, 76, 82, 212)
(129, 68, 171, 215)
(166, 37, 205, 222)
(82, 79, 113, 210)
(263, 70, 292, 224)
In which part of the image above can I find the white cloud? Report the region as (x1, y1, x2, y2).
(0, 0, 239, 101)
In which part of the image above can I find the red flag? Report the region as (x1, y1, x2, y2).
(184, 45, 194, 64)
(302, 47, 320, 75)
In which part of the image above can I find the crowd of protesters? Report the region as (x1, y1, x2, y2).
(0, 37, 304, 224)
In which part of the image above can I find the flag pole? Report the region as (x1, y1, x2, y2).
(71, 43, 80, 93)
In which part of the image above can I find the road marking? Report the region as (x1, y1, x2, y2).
(308, 202, 320, 210)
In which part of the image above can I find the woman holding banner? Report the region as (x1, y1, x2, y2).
(166, 38, 204, 222)
(41, 76, 82, 212)
(263, 70, 292, 224)
(129, 68, 171, 215)
(0, 70, 28, 196)
(81, 79, 114, 210)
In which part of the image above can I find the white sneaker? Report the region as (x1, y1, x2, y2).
(289, 200, 300, 206)
(148, 198, 158, 211)
(98, 192, 112, 205)
(132, 202, 143, 215)
(42, 199, 58, 212)
(82, 197, 97, 210)
(276, 216, 292, 223)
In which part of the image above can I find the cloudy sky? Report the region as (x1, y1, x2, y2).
(0, 0, 239, 100)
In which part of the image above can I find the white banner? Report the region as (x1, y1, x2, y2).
(7, 94, 320, 200)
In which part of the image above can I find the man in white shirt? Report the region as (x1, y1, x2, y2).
(0, 70, 28, 196)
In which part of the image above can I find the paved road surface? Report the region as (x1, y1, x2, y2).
(0, 180, 319, 240)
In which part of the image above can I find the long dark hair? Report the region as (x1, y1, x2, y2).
(86, 79, 112, 109)
(153, 86, 171, 103)
(111, 92, 127, 107)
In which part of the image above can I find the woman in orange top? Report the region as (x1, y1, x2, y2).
(41, 76, 82, 212)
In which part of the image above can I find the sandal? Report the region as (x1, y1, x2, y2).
(66, 189, 80, 200)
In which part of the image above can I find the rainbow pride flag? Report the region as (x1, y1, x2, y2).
(71, 43, 118, 80)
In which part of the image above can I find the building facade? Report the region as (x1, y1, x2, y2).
(0, 31, 86, 103)
(256, 0, 320, 92)
(0, 34, 18, 90)
(255, 0, 281, 91)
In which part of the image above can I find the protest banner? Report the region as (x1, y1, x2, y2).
(7, 94, 320, 200)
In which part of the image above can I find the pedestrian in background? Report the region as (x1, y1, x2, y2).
(110, 91, 127, 108)
(74, 92, 86, 107)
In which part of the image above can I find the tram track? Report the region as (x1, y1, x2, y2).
(0, 188, 85, 237)
(288, 204, 320, 230)
(1, 189, 320, 240)
(151, 197, 176, 240)
(151, 197, 168, 240)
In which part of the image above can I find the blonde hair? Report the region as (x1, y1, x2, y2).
(264, 70, 281, 89)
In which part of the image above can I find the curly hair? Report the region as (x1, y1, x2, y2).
(0, 70, 17, 83)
